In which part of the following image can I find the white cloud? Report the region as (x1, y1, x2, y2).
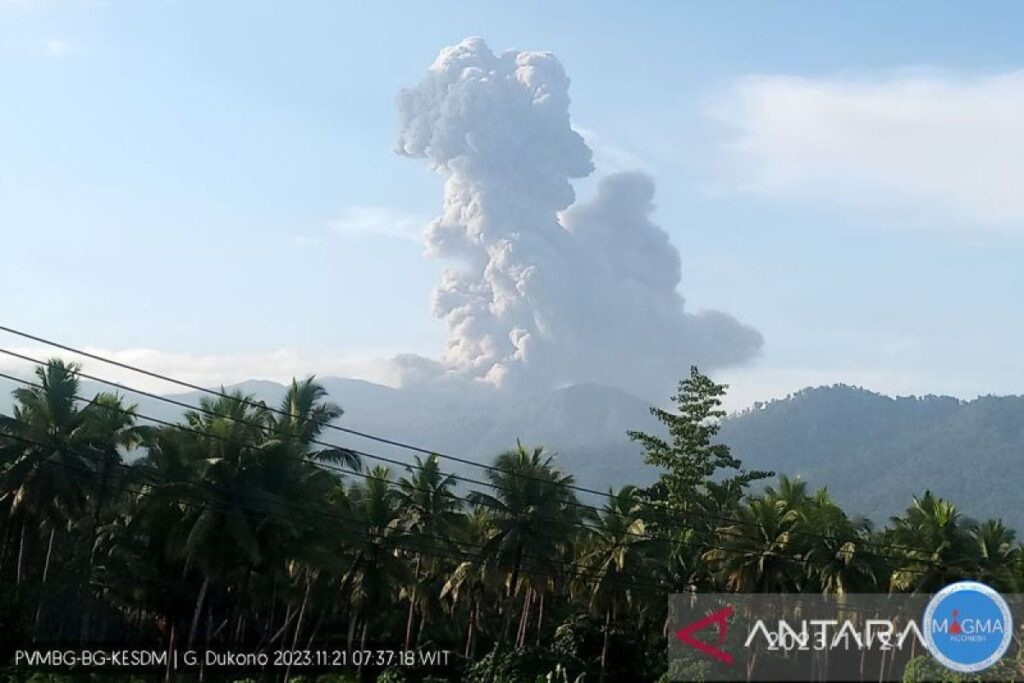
(575, 125, 654, 174)
(328, 206, 427, 242)
(45, 39, 67, 56)
(394, 37, 762, 401)
(0, 346, 404, 394)
(709, 70, 1024, 233)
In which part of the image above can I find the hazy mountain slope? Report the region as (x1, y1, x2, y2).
(1, 371, 1020, 528)
(719, 385, 1024, 528)
(49, 377, 661, 493)
(473, 383, 661, 490)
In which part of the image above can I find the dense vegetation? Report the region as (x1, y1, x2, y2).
(1, 361, 1021, 682)
(721, 385, 1024, 530)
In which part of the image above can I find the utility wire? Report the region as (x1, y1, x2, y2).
(0, 332, 966, 561)
(0, 360, 954, 570)
(0, 367, 846, 578)
(2, 432, 681, 595)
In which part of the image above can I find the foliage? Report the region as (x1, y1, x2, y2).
(0, 361, 1021, 682)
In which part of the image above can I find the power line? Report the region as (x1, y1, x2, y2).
(0, 392, 963, 588)
(0, 358, 953, 568)
(0, 325, 771, 517)
(0, 366, 823, 575)
(0, 334, 972, 560)
(1, 437, 968, 623)
(1, 432, 680, 596)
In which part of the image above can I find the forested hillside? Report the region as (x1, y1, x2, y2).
(2, 361, 1021, 682)
(720, 385, 1024, 529)
(1, 374, 1020, 529)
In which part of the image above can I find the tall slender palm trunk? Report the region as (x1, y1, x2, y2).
(164, 623, 176, 683)
(33, 525, 56, 636)
(346, 611, 358, 651)
(515, 588, 532, 648)
(500, 547, 523, 645)
(599, 607, 613, 683)
(15, 519, 27, 587)
(0, 516, 12, 575)
(404, 555, 422, 649)
(464, 599, 477, 658)
(284, 575, 312, 683)
(535, 591, 545, 645)
(187, 576, 211, 649)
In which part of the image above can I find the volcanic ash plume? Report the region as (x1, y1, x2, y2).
(395, 37, 762, 400)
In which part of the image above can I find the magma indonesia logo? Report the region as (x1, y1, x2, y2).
(923, 581, 1013, 673)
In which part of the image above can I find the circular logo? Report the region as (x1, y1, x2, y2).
(923, 581, 1013, 673)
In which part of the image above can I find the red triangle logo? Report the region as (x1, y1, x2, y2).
(675, 605, 734, 665)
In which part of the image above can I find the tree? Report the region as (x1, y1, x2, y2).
(396, 454, 462, 649)
(630, 366, 772, 514)
(886, 491, 978, 593)
(971, 519, 1019, 591)
(703, 493, 801, 593)
(269, 376, 360, 469)
(171, 392, 272, 648)
(337, 466, 409, 650)
(0, 360, 138, 608)
(797, 488, 881, 595)
(469, 443, 580, 648)
(572, 486, 662, 683)
(630, 366, 772, 594)
(442, 507, 501, 659)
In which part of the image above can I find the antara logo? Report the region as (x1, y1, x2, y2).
(674, 606, 734, 665)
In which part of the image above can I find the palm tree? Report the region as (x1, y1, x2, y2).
(441, 507, 501, 659)
(269, 376, 359, 469)
(0, 361, 92, 586)
(972, 519, 1019, 591)
(703, 492, 801, 593)
(396, 454, 462, 649)
(0, 361, 138, 592)
(886, 491, 978, 592)
(798, 489, 881, 595)
(573, 486, 662, 683)
(469, 443, 580, 647)
(170, 391, 272, 648)
(336, 466, 409, 650)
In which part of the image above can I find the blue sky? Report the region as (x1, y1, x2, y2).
(3, 1, 1024, 408)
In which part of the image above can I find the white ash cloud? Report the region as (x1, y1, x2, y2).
(394, 37, 761, 400)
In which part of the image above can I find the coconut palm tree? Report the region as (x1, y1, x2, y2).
(886, 491, 978, 593)
(573, 486, 662, 683)
(703, 492, 801, 593)
(269, 376, 359, 469)
(336, 466, 409, 650)
(972, 519, 1019, 591)
(0, 361, 139, 593)
(167, 392, 273, 648)
(469, 443, 581, 647)
(441, 507, 501, 659)
(798, 488, 882, 595)
(396, 453, 462, 649)
(0, 361, 93, 585)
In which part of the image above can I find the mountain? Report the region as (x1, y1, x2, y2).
(0, 374, 659, 495)
(719, 385, 1024, 529)
(1, 371, 1021, 528)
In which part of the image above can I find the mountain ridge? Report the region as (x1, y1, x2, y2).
(0, 373, 1020, 527)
